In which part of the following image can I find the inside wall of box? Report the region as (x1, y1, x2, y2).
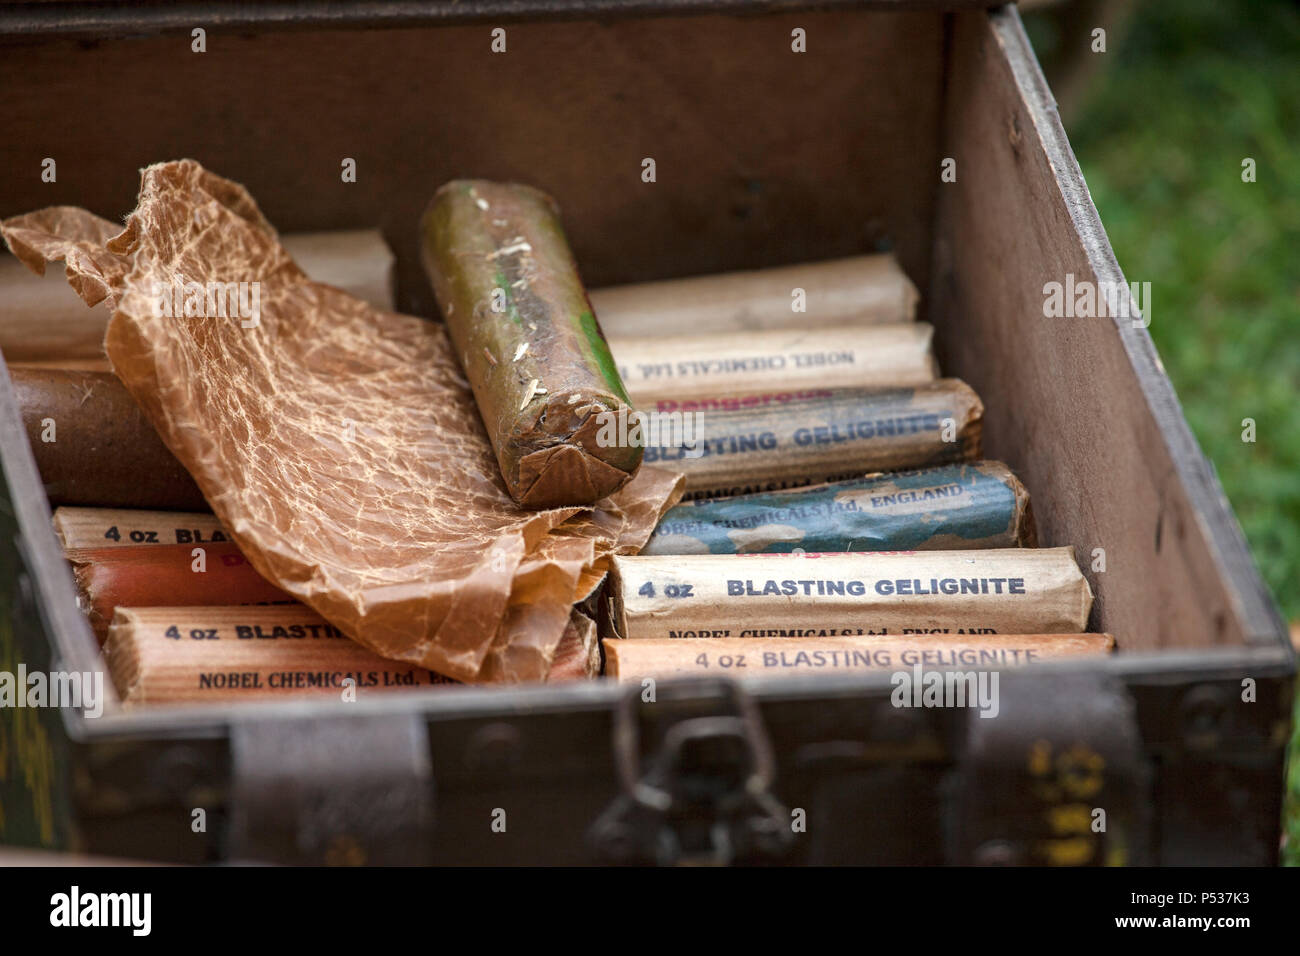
(0, 5, 1279, 718)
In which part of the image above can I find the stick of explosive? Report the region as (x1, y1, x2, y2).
(643, 380, 983, 501)
(608, 323, 936, 406)
(104, 606, 452, 707)
(421, 180, 641, 508)
(0, 229, 396, 361)
(68, 541, 292, 641)
(589, 253, 918, 336)
(53, 507, 227, 549)
(603, 633, 1115, 681)
(104, 605, 599, 706)
(607, 548, 1093, 640)
(642, 461, 1035, 555)
(12, 368, 207, 510)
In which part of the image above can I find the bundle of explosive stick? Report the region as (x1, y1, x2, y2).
(419, 182, 1109, 687)
(8, 186, 1110, 709)
(591, 274, 1114, 680)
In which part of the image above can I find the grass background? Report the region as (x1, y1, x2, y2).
(1024, 0, 1300, 863)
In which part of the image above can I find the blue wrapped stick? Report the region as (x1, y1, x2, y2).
(642, 461, 1034, 555)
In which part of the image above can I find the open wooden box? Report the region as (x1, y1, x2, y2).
(0, 1, 1291, 865)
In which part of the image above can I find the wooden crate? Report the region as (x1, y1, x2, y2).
(0, 1, 1290, 865)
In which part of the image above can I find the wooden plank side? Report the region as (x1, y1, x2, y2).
(0, 11, 944, 321)
(0, 0, 993, 40)
(0, 358, 115, 711)
(929, 6, 1286, 652)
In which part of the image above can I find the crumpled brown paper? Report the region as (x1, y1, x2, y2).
(1, 160, 682, 683)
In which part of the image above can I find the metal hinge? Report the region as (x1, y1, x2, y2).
(589, 677, 792, 865)
(228, 712, 434, 865)
(944, 669, 1151, 866)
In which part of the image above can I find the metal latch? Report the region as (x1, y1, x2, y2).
(228, 712, 434, 865)
(944, 669, 1151, 866)
(589, 677, 792, 865)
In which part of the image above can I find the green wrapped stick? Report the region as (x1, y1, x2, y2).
(642, 461, 1035, 555)
(421, 181, 642, 509)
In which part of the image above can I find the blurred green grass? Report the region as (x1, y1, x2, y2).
(1028, 0, 1300, 864)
